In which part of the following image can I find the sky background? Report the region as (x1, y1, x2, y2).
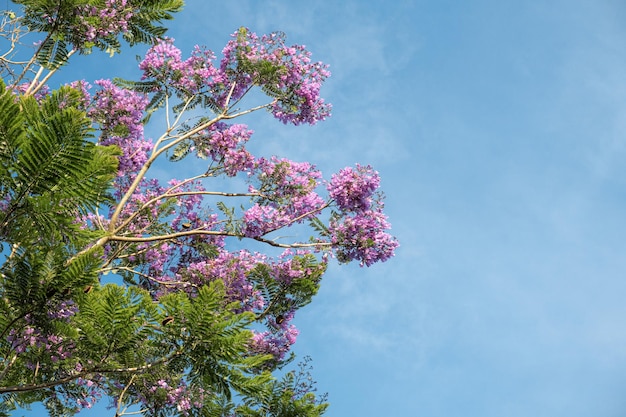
(12, 0, 626, 416)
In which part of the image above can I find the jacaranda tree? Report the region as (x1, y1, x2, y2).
(0, 1, 398, 415)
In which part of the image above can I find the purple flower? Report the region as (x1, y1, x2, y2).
(139, 38, 224, 95)
(330, 210, 399, 267)
(75, 0, 133, 47)
(249, 325, 300, 361)
(327, 164, 380, 213)
(195, 122, 255, 175)
(89, 79, 152, 177)
(221, 28, 331, 124)
(242, 157, 326, 237)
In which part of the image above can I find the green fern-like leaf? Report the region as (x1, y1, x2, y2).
(113, 77, 159, 94)
(308, 217, 330, 238)
(0, 83, 118, 247)
(169, 139, 193, 162)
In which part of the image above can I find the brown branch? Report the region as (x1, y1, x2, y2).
(113, 186, 262, 237)
(100, 266, 197, 289)
(252, 236, 332, 249)
(110, 229, 227, 243)
(0, 351, 184, 394)
(108, 114, 223, 231)
(115, 374, 137, 417)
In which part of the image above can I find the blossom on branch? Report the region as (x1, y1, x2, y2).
(0, 15, 396, 415)
(221, 28, 332, 124)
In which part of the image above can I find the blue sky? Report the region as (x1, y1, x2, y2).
(13, 0, 626, 416)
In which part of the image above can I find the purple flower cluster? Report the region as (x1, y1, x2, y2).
(326, 164, 398, 266)
(11, 82, 51, 101)
(243, 158, 325, 237)
(196, 122, 255, 176)
(269, 249, 325, 285)
(89, 79, 152, 177)
(221, 29, 332, 125)
(330, 210, 399, 267)
(76, 0, 133, 45)
(249, 325, 299, 361)
(175, 249, 265, 310)
(115, 178, 167, 227)
(6, 299, 78, 357)
(47, 299, 79, 320)
(166, 179, 218, 233)
(137, 29, 331, 125)
(73, 376, 103, 410)
(7, 324, 74, 363)
(67, 80, 92, 110)
(147, 379, 205, 415)
(327, 164, 380, 213)
(139, 38, 223, 95)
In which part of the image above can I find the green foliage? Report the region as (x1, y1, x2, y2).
(0, 277, 282, 416)
(169, 139, 193, 162)
(121, 0, 183, 47)
(162, 283, 273, 399)
(308, 217, 330, 239)
(0, 81, 119, 249)
(250, 254, 326, 321)
(0, 4, 333, 415)
(73, 284, 159, 366)
(12, 0, 183, 66)
(236, 358, 329, 417)
(71, 282, 276, 416)
(0, 78, 121, 413)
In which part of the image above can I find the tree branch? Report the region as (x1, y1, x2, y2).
(115, 374, 137, 417)
(223, 101, 275, 120)
(108, 114, 223, 231)
(110, 230, 227, 242)
(113, 185, 263, 237)
(0, 350, 184, 394)
(252, 236, 332, 249)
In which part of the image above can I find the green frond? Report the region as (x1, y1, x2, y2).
(249, 263, 283, 308)
(113, 77, 159, 94)
(73, 284, 159, 366)
(203, 95, 225, 114)
(172, 92, 199, 112)
(0, 80, 26, 191)
(145, 90, 167, 117)
(123, 0, 184, 47)
(168, 139, 192, 162)
(0, 83, 118, 247)
(216, 201, 235, 218)
(36, 36, 71, 70)
(14, 0, 183, 57)
(1, 247, 50, 309)
(308, 217, 330, 238)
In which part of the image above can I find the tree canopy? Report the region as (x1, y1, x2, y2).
(0, 1, 398, 415)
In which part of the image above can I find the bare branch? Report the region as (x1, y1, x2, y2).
(115, 374, 137, 417)
(252, 236, 331, 249)
(109, 114, 223, 231)
(110, 230, 227, 242)
(223, 100, 275, 120)
(27, 49, 76, 96)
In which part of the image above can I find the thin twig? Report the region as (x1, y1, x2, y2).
(28, 49, 76, 96)
(108, 115, 223, 231)
(115, 374, 137, 417)
(0, 350, 184, 394)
